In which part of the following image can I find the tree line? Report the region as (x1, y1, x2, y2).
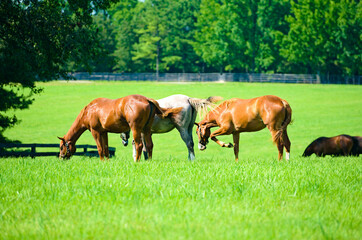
(85, 0, 361, 76)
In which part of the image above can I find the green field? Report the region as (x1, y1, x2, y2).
(1, 81, 361, 239)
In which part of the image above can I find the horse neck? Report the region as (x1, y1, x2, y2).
(202, 108, 218, 125)
(64, 115, 87, 143)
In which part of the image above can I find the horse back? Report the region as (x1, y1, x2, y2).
(226, 96, 288, 131)
(310, 135, 353, 156)
(84, 95, 151, 132)
(120, 95, 153, 121)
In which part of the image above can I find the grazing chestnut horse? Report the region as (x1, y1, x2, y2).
(195, 95, 292, 161)
(58, 94, 179, 161)
(303, 135, 361, 157)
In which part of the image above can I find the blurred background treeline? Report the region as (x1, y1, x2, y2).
(85, 0, 361, 76)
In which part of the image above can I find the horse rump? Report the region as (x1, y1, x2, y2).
(351, 136, 362, 156)
(272, 99, 292, 145)
(147, 98, 182, 119)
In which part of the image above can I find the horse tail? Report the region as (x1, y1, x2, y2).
(281, 100, 292, 129)
(272, 99, 292, 145)
(147, 98, 182, 119)
(188, 96, 223, 118)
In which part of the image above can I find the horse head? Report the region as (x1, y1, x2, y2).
(120, 131, 130, 146)
(194, 122, 211, 151)
(58, 137, 76, 159)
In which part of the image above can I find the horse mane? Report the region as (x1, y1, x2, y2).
(224, 98, 238, 107)
(208, 98, 237, 116)
(193, 98, 238, 121)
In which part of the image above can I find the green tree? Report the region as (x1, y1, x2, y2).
(131, 0, 166, 74)
(255, 0, 291, 73)
(118, 0, 201, 73)
(0, 0, 118, 142)
(194, 0, 290, 73)
(281, 0, 361, 75)
(159, 0, 201, 73)
(91, 12, 118, 72)
(194, 0, 240, 73)
(109, 0, 139, 72)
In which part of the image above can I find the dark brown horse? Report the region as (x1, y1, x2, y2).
(195, 95, 292, 161)
(351, 136, 362, 156)
(303, 135, 361, 157)
(58, 94, 180, 161)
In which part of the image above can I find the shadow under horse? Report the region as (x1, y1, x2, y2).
(58, 94, 180, 161)
(195, 95, 292, 161)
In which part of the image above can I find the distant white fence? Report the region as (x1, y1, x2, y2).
(69, 72, 361, 84)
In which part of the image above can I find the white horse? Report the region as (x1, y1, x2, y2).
(120, 94, 222, 160)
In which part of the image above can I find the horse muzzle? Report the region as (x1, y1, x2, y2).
(122, 139, 128, 146)
(198, 143, 207, 151)
(59, 154, 70, 160)
(120, 133, 129, 147)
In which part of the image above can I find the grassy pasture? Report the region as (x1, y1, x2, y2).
(0, 81, 361, 239)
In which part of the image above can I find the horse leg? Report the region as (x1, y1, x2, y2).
(141, 135, 149, 160)
(131, 129, 143, 162)
(91, 130, 105, 161)
(268, 128, 283, 161)
(132, 140, 136, 159)
(101, 132, 109, 160)
(233, 133, 240, 162)
(277, 141, 284, 161)
(178, 127, 195, 161)
(268, 125, 284, 161)
(283, 130, 291, 161)
(187, 128, 196, 161)
(187, 106, 197, 161)
(210, 126, 233, 148)
(142, 132, 153, 160)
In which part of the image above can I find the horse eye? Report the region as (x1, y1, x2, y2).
(61, 146, 63, 150)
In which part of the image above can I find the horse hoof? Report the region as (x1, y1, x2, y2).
(227, 143, 233, 148)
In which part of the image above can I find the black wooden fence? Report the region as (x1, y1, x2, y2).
(0, 143, 116, 158)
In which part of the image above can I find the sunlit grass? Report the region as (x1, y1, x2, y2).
(1, 81, 361, 239)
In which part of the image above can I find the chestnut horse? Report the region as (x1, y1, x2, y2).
(303, 135, 361, 157)
(58, 94, 180, 161)
(195, 95, 292, 161)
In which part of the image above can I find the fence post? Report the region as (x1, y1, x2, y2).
(31, 145, 36, 158)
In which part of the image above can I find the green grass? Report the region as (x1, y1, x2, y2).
(1, 81, 361, 239)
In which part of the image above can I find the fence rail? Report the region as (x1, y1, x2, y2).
(0, 143, 116, 158)
(69, 72, 361, 84)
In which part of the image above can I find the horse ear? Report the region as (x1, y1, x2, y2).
(58, 137, 65, 142)
(194, 122, 199, 127)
